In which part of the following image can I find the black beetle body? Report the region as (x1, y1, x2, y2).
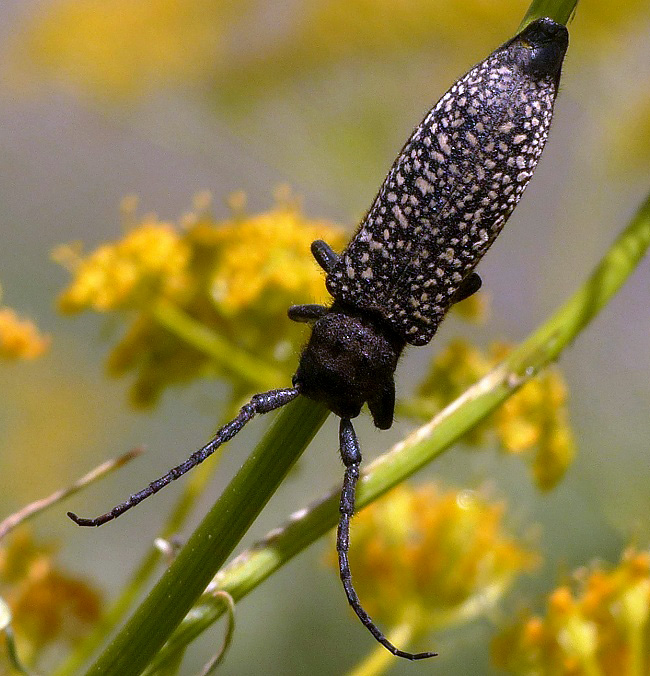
(292, 17, 568, 429)
(69, 18, 569, 661)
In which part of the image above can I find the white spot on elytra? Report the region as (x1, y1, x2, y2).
(415, 176, 433, 196)
(437, 132, 452, 155)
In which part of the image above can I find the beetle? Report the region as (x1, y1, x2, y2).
(69, 18, 569, 660)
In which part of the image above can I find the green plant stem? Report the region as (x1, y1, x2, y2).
(152, 299, 283, 390)
(56, 308, 286, 673)
(520, 0, 578, 28)
(82, 396, 329, 676)
(53, 455, 218, 676)
(145, 190, 650, 666)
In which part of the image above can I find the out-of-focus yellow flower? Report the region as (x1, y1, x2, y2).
(0, 529, 101, 666)
(493, 547, 650, 675)
(410, 339, 493, 445)
(205, 189, 340, 314)
(328, 483, 537, 634)
(295, 0, 521, 64)
(6, 0, 649, 195)
(54, 212, 191, 314)
(450, 290, 489, 324)
(7, 0, 650, 100)
(415, 339, 490, 404)
(0, 285, 50, 361)
(275, 0, 649, 73)
(54, 189, 345, 407)
(496, 366, 576, 491)
(406, 340, 575, 490)
(6, 0, 239, 100)
(608, 94, 650, 176)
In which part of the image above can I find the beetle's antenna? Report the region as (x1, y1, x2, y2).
(337, 418, 437, 660)
(68, 388, 300, 527)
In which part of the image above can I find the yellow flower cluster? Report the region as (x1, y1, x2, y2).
(206, 192, 339, 314)
(493, 548, 650, 675)
(0, 529, 101, 667)
(450, 288, 489, 323)
(609, 94, 650, 175)
(329, 483, 536, 633)
(54, 214, 191, 313)
(6, 0, 237, 99)
(410, 338, 492, 446)
(0, 304, 50, 360)
(409, 339, 575, 490)
(297, 0, 522, 61)
(11, 0, 649, 100)
(495, 354, 575, 491)
(54, 190, 345, 407)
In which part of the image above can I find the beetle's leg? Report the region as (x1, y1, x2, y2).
(451, 272, 482, 304)
(311, 240, 339, 273)
(337, 418, 437, 660)
(68, 388, 300, 527)
(287, 304, 328, 323)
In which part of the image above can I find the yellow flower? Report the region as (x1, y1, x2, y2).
(327, 483, 537, 633)
(55, 189, 345, 407)
(450, 289, 489, 323)
(6, 0, 237, 100)
(412, 339, 493, 443)
(608, 94, 650, 176)
(54, 209, 191, 314)
(7, 0, 649, 102)
(0, 306, 50, 360)
(493, 548, 650, 675)
(0, 529, 102, 664)
(204, 187, 344, 315)
(296, 0, 523, 64)
(407, 340, 575, 490)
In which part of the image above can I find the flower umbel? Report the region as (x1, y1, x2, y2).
(405, 340, 576, 490)
(0, 308, 50, 360)
(493, 547, 650, 676)
(0, 529, 101, 669)
(0, 284, 50, 360)
(327, 483, 537, 635)
(54, 210, 191, 313)
(54, 190, 345, 407)
(6, 0, 240, 100)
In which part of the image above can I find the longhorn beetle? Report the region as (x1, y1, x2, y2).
(69, 18, 569, 660)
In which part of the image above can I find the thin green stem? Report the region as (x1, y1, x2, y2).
(81, 396, 329, 676)
(152, 299, 283, 391)
(0, 450, 142, 542)
(146, 190, 650, 665)
(56, 305, 286, 674)
(520, 0, 578, 29)
(197, 592, 236, 676)
(53, 440, 228, 676)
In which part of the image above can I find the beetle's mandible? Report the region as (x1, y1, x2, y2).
(69, 18, 569, 661)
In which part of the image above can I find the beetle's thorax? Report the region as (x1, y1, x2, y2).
(293, 305, 405, 429)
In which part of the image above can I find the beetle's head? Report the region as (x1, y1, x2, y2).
(292, 309, 404, 429)
(506, 18, 569, 83)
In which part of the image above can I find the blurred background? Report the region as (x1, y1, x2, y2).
(0, 1, 649, 674)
